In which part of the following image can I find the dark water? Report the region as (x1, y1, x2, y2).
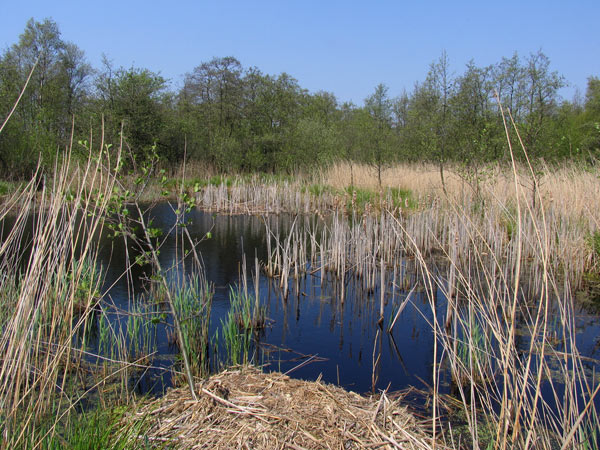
(3, 203, 600, 409)
(91, 204, 449, 395)
(91, 204, 600, 401)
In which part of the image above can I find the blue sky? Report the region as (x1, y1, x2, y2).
(1, 0, 598, 104)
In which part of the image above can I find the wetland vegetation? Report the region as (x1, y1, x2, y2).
(1, 16, 600, 450)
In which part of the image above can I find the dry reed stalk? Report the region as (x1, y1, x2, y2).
(0, 57, 38, 135)
(369, 99, 600, 448)
(0, 136, 125, 447)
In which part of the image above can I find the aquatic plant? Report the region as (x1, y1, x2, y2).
(173, 276, 213, 377)
(220, 284, 265, 367)
(126, 301, 157, 362)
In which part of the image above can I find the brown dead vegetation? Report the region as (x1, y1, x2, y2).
(129, 366, 439, 449)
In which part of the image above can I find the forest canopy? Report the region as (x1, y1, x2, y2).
(1, 18, 599, 179)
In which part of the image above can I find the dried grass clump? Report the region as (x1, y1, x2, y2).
(130, 366, 435, 449)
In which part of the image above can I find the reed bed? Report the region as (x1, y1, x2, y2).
(258, 214, 599, 448)
(254, 158, 600, 447)
(0, 144, 124, 446)
(188, 160, 599, 295)
(401, 199, 600, 448)
(261, 194, 592, 303)
(195, 179, 337, 215)
(322, 160, 600, 211)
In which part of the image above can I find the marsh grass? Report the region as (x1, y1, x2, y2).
(219, 285, 265, 367)
(255, 160, 600, 447)
(172, 276, 213, 378)
(126, 301, 157, 363)
(0, 138, 126, 446)
(219, 256, 266, 368)
(15, 404, 154, 450)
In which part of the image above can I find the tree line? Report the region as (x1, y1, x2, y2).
(1, 18, 599, 179)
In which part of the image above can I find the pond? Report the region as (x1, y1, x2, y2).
(92, 204, 442, 396)
(3, 200, 600, 418)
(89, 203, 600, 405)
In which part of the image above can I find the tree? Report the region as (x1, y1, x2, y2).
(428, 51, 454, 165)
(337, 102, 366, 186)
(364, 83, 394, 187)
(580, 76, 600, 160)
(493, 53, 527, 121)
(403, 52, 455, 191)
(0, 18, 92, 176)
(451, 61, 499, 201)
(303, 90, 338, 125)
(59, 42, 93, 119)
(181, 57, 245, 169)
(95, 60, 168, 168)
(243, 71, 307, 172)
(521, 50, 565, 156)
(491, 51, 565, 205)
(586, 77, 600, 116)
(280, 90, 339, 171)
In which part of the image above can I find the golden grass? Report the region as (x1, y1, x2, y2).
(322, 161, 600, 219)
(321, 161, 600, 269)
(321, 161, 458, 194)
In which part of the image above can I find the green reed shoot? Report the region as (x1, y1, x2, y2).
(173, 276, 213, 377)
(220, 285, 265, 367)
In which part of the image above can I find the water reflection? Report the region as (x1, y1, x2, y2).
(4, 203, 600, 403)
(93, 205, 443, 394)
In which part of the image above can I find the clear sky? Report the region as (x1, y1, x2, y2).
(1, 0, 598, 104)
